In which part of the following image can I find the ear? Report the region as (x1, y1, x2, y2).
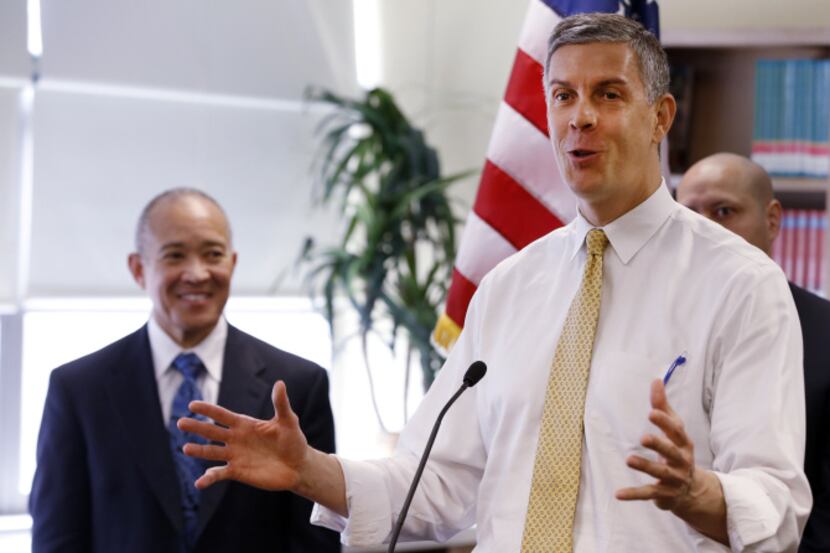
(652, 93, 677, 144)
(766, 198, 782, 244)
(229, 250, 238, 275)
(128, 253, 147, 289)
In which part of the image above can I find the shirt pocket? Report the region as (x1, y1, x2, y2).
(585, 349, 677, 468)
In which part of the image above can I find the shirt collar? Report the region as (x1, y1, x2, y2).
(148, 316, 227, 382)
(569, 180, 676, 264)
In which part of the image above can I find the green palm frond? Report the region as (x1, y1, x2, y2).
(300, 86, 473, 389)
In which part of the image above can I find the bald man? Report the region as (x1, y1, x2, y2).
(678, 153, 830, 552)
(30, 188, 340, 553)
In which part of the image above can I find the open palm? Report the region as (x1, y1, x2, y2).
(178, 381, 309, 491)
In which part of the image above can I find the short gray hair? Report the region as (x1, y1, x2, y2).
(544, 12, 669, 104)
(135, 188, 231, 254)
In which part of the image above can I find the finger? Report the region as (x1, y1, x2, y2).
(188, 400, 239, 427)
(194, 465, 229, 489)
(650, 378, 674, 415)
(182, 443, 230, 462)
(648, 409, 691, 448)
(177, 417, 230, 442)
(616, 480, 680, 501)
(640, 433, 686, 465)
(626, 454, 686, 485)
(272, 381, 296, 421)
(616, 483, 665, 501)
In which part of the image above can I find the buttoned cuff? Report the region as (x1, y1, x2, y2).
(310, 456, 393, 547)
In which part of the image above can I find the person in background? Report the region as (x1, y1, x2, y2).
(178, 14, 810, 552)
(677, 152, 830, 553)
(29, 188, 340, 553)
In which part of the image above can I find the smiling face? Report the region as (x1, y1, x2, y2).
(676, 154, 781, 255)
(128, 194, 237, 347)
(546, 42, 675, 225)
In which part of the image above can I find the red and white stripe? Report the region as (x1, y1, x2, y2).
(438, 0, 575, 340)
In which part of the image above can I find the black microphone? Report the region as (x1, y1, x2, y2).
(386, 360, 487, 553)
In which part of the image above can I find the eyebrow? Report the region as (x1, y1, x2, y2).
(548, 77, 630, 89)
(159, 240, 228, 251)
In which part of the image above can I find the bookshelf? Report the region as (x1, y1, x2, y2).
(664, 29, 830, 295)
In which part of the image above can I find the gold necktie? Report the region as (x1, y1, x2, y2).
(521, 228, 609, 552)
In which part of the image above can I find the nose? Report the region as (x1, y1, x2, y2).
(181, 258, 210, 283)
(570, 96, 597, 130)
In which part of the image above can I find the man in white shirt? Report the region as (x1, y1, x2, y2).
(30, 188, 340, 553)
(677, 153, 830, 552)
(178, 14, 811, 552)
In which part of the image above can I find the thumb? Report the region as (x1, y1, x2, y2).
(272, 380, 294, 421)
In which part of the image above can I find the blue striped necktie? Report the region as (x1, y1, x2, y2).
(168, 352, 208, 551)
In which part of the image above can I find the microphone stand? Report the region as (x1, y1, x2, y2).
(386, 361, 486, 553)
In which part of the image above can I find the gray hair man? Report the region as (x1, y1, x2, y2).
(178, 14, 810, 552)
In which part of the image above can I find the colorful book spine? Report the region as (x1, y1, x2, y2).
(752, 58, 830, 179)
(773, 208, 827, 295)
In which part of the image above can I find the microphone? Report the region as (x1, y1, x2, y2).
(386, 360, 487, 553)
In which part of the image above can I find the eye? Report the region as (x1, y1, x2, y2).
(205, 249, 226, 261)
(551, 90, 572, 103)
(714, 206, 734, 219)
(601, 89, 621, 100)
(162, 251, 185, 261)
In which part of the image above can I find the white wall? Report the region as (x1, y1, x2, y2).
(659, 0, 830, 30)
(377, 0, 525, 208)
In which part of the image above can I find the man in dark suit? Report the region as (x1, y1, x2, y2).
(29, 188, 341, 553)
(677, 153, 830, 552)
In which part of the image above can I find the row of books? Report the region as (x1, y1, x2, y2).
(772, 208, 827, 295)
(751, 59, 830, 178)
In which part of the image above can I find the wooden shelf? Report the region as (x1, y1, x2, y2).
(663, 28, 830, 48)
(665, 45, 830, 173)
(771, 177, 830, 193)
(664, 36, 830, 295)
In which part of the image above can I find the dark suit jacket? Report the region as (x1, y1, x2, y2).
(29, 323, 341, 553)
(791, 283, 830, 553)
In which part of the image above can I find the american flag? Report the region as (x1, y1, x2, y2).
(433, 0, 660, 351)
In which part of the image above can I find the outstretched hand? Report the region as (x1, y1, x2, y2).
(615, 378, 696, 510)
(178, 380, 309, 492)
(616, 378, 728, 545)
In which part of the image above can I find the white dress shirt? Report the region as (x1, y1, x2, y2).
(312, 184, 811, 552)
(147, 316, 226, 425)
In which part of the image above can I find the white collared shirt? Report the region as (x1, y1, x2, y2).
(147, 316, 227, 425)
(312, 183, 811, 552)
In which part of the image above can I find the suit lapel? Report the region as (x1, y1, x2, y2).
(195, 325, 272, 537)
(108, 326, 183, 532)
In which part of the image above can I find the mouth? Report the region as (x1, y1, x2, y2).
(565, 148, 603, 167)
(178, 292, 212, 302)
(568, 148, 598, 159)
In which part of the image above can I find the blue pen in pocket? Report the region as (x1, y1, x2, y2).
(662, 352, 687, 385)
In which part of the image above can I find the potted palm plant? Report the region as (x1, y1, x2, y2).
(300, 86, 470, 430)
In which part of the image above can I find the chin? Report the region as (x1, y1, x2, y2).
(565, 177, 605, 199)
(177, 314, 220, 333)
